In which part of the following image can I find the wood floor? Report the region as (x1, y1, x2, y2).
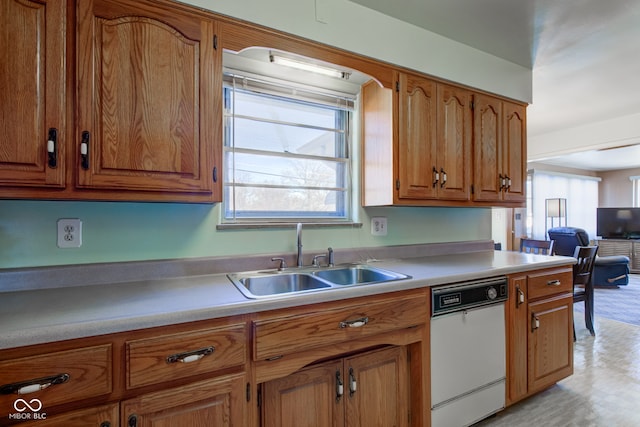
(477, 313, 640, 426)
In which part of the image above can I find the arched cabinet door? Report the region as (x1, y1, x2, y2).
(0, 0, 66, 189)
(76, 0, 222, 201)
(397, 72, 438, 200)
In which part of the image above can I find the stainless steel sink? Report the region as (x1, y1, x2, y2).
(228, 265, 410, 299)
(228, 272, 332, 298)
(313, 265, 410, 285)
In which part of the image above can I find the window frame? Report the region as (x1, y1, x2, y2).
(221, 72, 355, 224)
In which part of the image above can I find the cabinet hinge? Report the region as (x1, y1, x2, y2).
(213, 34, 218, 50)
(396, 81, 400, 92)
(396, 179, 400, 190)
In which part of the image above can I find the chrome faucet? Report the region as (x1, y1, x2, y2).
(296, 222, 303, 267)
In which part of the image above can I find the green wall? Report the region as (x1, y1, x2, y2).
(0, 200, 490, 269)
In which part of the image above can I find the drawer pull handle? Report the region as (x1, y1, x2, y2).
(166, 346, 215, 364)
(0, 373, 70, 395)
(547, 280, 561, 286)
(339, 317, 369, 329)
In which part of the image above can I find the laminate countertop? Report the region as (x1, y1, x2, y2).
(0, 250, 575, 350)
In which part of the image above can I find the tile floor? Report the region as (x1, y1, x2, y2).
(477, 313, 640, 427)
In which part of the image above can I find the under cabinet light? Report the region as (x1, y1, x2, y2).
(269, 54, 350, 79)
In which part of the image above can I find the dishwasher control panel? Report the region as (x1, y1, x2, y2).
(431, 276, 508, 316)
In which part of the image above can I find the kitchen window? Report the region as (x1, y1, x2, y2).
(223, 72, 354, 223)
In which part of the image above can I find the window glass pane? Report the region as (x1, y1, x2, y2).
(229, 117, 344, 157)
(223, 77, 352, 221)
(225, 152, 346, 188)
(226, 186, 346, 216)
(232, 90, 340, 130)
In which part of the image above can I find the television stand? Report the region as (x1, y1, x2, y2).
(596, 239, 640, 273)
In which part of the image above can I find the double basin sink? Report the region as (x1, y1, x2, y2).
(228, 264, 411, 299)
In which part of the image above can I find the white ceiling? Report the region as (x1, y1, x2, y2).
(348, 0, 640, 171)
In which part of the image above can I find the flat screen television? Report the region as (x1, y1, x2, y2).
(596, 207, 640, 239)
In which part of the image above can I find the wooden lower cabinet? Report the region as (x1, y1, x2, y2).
(527, 295, 573, 392)
(262, 346, 408, 427)
(121, 373, 246, 427)
(15, 403, 118, 427)
(506, 267, 574, 405)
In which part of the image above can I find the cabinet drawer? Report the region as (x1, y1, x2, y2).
(253, 293, 428, 361)
(127, 324, 246, 389)
(0, 345, 112, 410)
(527, 268, 573, 300)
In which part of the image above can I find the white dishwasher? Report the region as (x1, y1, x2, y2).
(430, 276, 508, 427)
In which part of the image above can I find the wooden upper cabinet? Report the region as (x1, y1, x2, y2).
(0, 0, 66, 189)
(436, 84, 472, 201)
(362, 72, 472, 206)
(473, 93, 526, 204)
(397, 73, 437, 200)
(397, 74, 471, 202)
(502, 102, 527, 202)
(472, 94, 502, 201)
(76, 0, 221, 200)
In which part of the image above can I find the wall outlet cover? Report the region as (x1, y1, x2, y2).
(57, 218, 82, 248)
(371, 217, 388, 236)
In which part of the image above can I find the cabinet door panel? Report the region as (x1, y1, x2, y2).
(77, 0, 219, 197)
(0, 0, 65, 188)
(397, 73, 437, 200)
(345, 346, 408, 427)
(528, 294, 573, 392)
(17, 403, 118, 427)
(473, 94, 502, 202)
(502, 102, 526, 202)
(121, 374, 246, 427)
(437, 84, 471, 201)
(506, 275, 528, 405)
(263, 360, 343, 427)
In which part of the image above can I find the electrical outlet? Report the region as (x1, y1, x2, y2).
(57, 219, 82, 248)
(371, 217, 388, 236)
